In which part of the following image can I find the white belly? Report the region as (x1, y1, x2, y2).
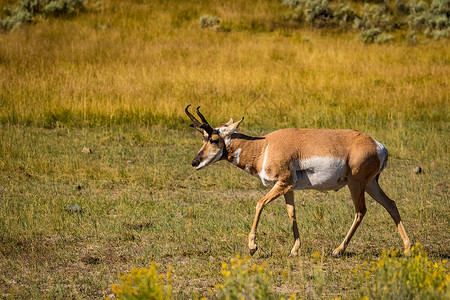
(292, 157, 347, 191)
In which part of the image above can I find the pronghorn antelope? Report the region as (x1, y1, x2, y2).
(185, 105, 411, 257)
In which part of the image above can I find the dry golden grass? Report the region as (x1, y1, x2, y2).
(0, 1, 448, 134)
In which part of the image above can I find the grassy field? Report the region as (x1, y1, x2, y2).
(0, 0, 449, 299)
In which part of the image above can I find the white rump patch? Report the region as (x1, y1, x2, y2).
(292, 157, 347, 191)
(373, 138, 387, 172)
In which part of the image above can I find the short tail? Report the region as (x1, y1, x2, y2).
(380, 148, 388, 173)
(373, 138, 388, 175)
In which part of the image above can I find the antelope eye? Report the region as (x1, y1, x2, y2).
(210, 139, 220, 144)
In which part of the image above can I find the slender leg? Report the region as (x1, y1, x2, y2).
(365, 177, 411, 253)
(332, 180, 367, 257)
(249, 183, 292, 256)
(284, 191, 301, 257)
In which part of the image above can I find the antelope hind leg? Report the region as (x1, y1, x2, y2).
(284, 191, 301, 257)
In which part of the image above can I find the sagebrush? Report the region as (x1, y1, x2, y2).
(283, 0, 450, 42)
(0, 0, 85, 31)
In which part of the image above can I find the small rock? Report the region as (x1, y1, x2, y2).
(81, 255, 100, 265)
(82, 147, 92, 154)
(413, 166, 422, 174)
(107, 294, 116, 300)
(66, 205, 82, 213)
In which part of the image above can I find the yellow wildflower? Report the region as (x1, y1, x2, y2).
(312, 251, 321, 260)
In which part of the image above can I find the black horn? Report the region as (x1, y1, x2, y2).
(196, 106, 209, 124)
(185, 105, 214, 135)
(196, 106, 214, 135)
(185, 104, 202, 129)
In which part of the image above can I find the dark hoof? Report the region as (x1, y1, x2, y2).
(249, 247, 258, 256)
(331, 252, 342, 258)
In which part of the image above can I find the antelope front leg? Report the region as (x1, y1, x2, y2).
(249, 183, 292, 256)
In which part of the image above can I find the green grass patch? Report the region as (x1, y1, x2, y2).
(0, 125, 448, 298)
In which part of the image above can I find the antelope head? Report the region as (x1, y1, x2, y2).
(185, 104, 243, 170)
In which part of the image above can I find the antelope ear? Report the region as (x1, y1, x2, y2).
(224, 118, 234, 126)
(219, 117, 244, 137)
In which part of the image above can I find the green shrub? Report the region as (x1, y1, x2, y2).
(427, 0, 450, 39)
(0, 8, 32, 31)
(303, 0, 332, 28)
(0, 0, 85, 31)
(110, 256, 298, 300)
(429, 27, 449, 38)
(283, 0, 356, 28)
(377, 32, 395, 44)
(407, 0, 430, 30)
(357, 243, 449, 299)
(43, 0, 85, 17)
(215, 255, 278, 300)
(406, 29, 418, 45)
(108, 263, 173, 300)
(360, 27, 382, 43)
(396, 0, 411, 15)
(355, 3, 393, 31)
(406, 0, 450, 39)
(199, 14, 220, 28)
(359, 29, 394, 45)
(282, 0, 303, 9)
(283, 0, 449, 42)
(0, 0, 35, 31)
(334, 3, 358, 28)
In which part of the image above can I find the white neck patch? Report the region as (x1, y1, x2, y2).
(258, 145, 275, 187)
(232, 149, 241, 165)
(217, 128, 234, 146)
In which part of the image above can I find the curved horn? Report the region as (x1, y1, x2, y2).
(196, 106, 214, 135)
(185, 104, 203, 133)
(196, 106, 209, 124)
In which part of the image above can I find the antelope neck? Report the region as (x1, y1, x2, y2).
(223, 133, 266, 168)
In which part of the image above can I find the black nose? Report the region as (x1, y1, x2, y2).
(192, 159, 200, 168)
(192, 150, 204, 168)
